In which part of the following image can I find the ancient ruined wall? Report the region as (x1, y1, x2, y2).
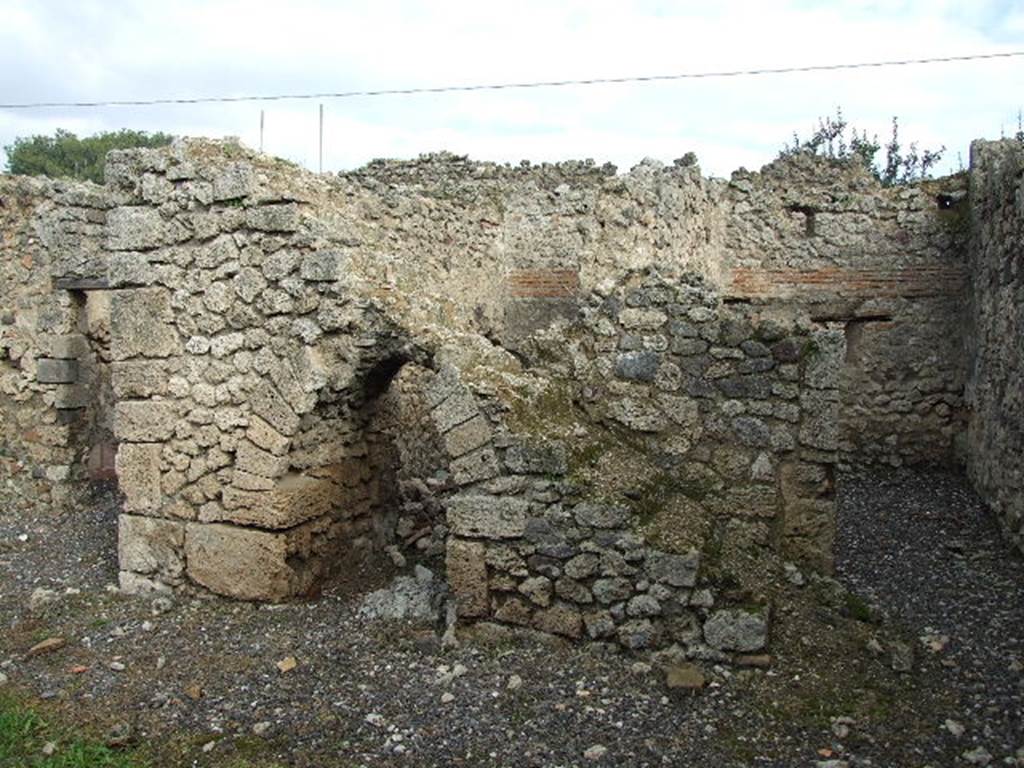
(0, 175, 114, 506)
(966, 139, 1024, 555)
(0, 136, 997, 658)
(723, 154, 969, 467)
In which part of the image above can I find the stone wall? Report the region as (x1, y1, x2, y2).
(3, 136, 1011, 656)
(722, 154, 969, 466)
(966, 139, 1024, 554)
(0, 175, 113, 506)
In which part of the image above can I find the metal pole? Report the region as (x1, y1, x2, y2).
(318, 104, 324, 173)
(259, 110, 264, 153)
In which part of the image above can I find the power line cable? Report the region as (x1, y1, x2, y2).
(1, 50, 1021, 110)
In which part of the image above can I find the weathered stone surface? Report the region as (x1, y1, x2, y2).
(446, 538, 489, 617)
(246, 203, 300, 232)
(300, 251, 349, 281)
(703, 609, 768, 652)
(114, 401, 178, 441)
(574, 503, 630, 529)
(443, 415, 492, 458)
(614, 351, 660, 381)
(118, 514, 184, 582)
(184, 521, 317, 601)
(503, 440, 568, 475)
(592, 577, 633, 604)
(115, 443, 163, 513)
(446, 495, 529, 539)
(250, 380, 300, 436)
(107, 207, 165, 250)
(235, 439, 289, 479)
(36, 358, 78, 384)
(432, 393, 479, 433)
(645, 551, 700, 588)
(110, 289, 182, 360)
(112, 361, 169, 398)
(450, 447, 501, 486)
(532, 602, 582, 638)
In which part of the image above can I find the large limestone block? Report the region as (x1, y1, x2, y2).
(115, 443, 163, 512)
(184, 521, 315, 601)
(118, 514, 185, 582)
(446, 538, 489, 617)
(216, 469, 365, 529)
(447, 495, 529, 539)
(114, 401, 178, 441)
(250, 380, 300, 436)
(107, 206, 165, 250)
(110, 289, 182, 360)
(112, 361, 169, 398)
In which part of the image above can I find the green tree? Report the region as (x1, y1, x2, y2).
(781, 108, 944, 186)
(3, 128, 174, 184)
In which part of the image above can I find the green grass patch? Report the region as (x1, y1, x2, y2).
(0, 694, 144, 768)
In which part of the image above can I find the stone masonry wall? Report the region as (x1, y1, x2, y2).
(723, 154, 969, 466)
(966, 139, 1024, 555)
(0, 175, 113, 507)
(0, 137, 1001, 658)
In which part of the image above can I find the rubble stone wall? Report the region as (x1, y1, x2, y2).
(4, 135, 1016, 654)
(966, 139, 1024, 554)
(723, 156, 969, 466)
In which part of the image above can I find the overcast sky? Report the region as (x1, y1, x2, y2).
(1, 1, 1022, 178)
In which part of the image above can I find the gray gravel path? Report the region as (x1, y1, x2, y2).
(0, 465, 1021, 767)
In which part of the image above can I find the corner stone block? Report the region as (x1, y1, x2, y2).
(115, 442, 163, 513)
(443, 415, 492, 458)
(110, 289, 182, 360)
(446, 538, 489, 617)
(114, 401, 178, 442)
(184, 522, 311, 601)
(106, 206, 166, 250)
(118, 514, 185, 582)
(447, 494, 529, 539)
(250, 380, 300, 436)
(112, 361, 169, 398)
(36, 358, 79, 384)
(235, 439, 289, 479)
(38, 334, 89, 359)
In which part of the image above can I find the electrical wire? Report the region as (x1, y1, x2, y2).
(1, 51, 1020, 110)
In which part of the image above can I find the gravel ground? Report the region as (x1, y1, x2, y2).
(0, 465, 1022, 767)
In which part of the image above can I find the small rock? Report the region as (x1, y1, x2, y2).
(184, 682, 203, 701)
(584, 744, 608, 761)
(29, 588, 59, 613)
(665, 663, 705, 690)
(783, 562, 805, 586)
(944, 719, 966, 738)
(42, 741, 57, 756)
(27, 637, 66, 657)
(385, 545, 406, 568)
(630, 662, 652, 676)
(201, 741, 216, 753)
(0, 672, 7, 685)
(962, 746, 993, 766)
(276, 656, 297, 673)
(441, 692, 455, 704)
(452, 663, 468, 678)
(105, 722, 132, 747)
(252, 721, 271, 736)
(890, 641, 913, 672)
(156, 656, 166, 670)
(365, 713, 385, 728)
(141, 621, 154, 632)
(507, 674, 523, 690)
(865, 637, 885, 656)
(830, 716, 855, 739)
(109, 661, 126, 672)
(920, 633, 950, 653)
(150, 597, 173, 615)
